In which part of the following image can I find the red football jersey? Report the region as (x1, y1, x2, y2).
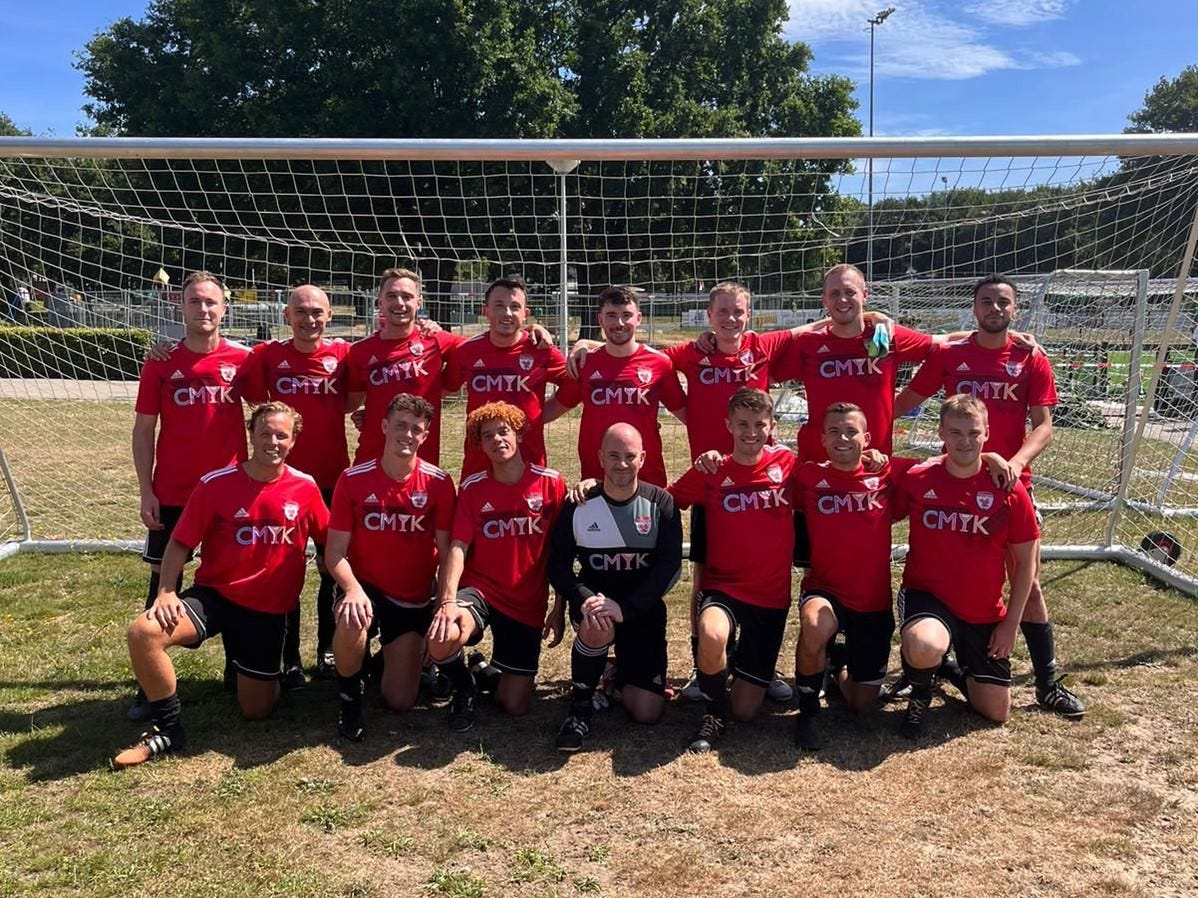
(896, 458, 1040, 624)
(346, 330, 463, 465)
(443, 332, 568, 477)
(907, 336, 1058, 485)
(771, 324, 933, 460)
(135, 338, 251, 506)
(329, 458, 456, 604)
(664, 329, 793, 458)
(172, 464, 330, 614)
(795, 460, 901, 613)
(451, 464, 566, 627)
(241, 338, 351, 489)
(552, 344, 686, 486)
(669, 444, 797, 610)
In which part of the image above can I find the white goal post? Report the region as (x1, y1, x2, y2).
(1, 134, 1197, 593)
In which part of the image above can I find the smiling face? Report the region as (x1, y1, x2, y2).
(939, 409, 989, 469)
(708, 289, 750, 345)
(484, 285, 528, 341)
(821, 267, 868, 328)
(479, 417, 521, 465)
(378, 276, 421, 332)
(285, 286, 332, 347)
(727, 406, 774, 460)
(250, 411, 296, 467)
(821, 409, 870, 471)
(181, 279, 226, 338)
(382, 407, 430, 459)
(599, 424, 645, 492)
(599, 301, 641, 347)
(973, 281, 1017, 335)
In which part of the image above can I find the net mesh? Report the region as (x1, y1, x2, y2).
(1, 144, 1196, 582)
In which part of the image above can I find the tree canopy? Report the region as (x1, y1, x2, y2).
(1127, 65, 1198, 134)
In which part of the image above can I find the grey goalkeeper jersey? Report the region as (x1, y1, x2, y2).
(548, 482, 682, 621)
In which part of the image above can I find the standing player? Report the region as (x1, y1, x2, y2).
(894, 274, 1083, 718)
(443, 275, 568, 477)
(131, 270, 251, 719)
(346, 268, 463, 466)
(548, 423, 682, 752)
(426, 402, 567, 731)
(544, 286, 687, 486)
(669, 388, 797, 752)
(324, 393, 456, 741)
(893, 395, 1039, 737)
(113, 402, 330, 767)
(241, 285, 351, 684)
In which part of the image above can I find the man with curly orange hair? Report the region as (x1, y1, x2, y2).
(426, 402, 567, 731)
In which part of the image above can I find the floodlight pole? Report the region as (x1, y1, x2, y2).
(548, 158, 580, 353)
(866, 7, 895, 285)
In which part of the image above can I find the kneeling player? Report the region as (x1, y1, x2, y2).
(894, 394, 1039, 738)
(114, 402, 329, 767)
(325, 393, 456, 741)
(548, 423, 682, 751)
(792, 402, 905, 750)
(669, 388, 797, 752)
(427, 402, 566, 731)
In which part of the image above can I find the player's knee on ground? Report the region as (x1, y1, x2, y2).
(622, 687, 663, 725)
(968, 681, 1011, 723)
(380, 677, 419, 712)
(901, 619, 950, 668)
(379, 636, 423, 712)
(496, 675, 534, 717)
(729, 680, 765, 722)
(236, 676, 279, 720)
(576, 619, 614, 651)
(426, 627, 467, 662)
(842, 681, 880, 715)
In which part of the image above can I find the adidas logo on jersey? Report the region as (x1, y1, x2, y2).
(587, 522, 601, 532)
(816, 479, 830, 488)
(277, 359, 290, 369)
(590, 371, 603, 380)
(234, 507, 250, 519)
(481, 501, 495, 512)
(699, 356, 711, 366)
(170, 369, 185, 380)
(923, 489, 939, 499)
(365, 493, 379, 503)
(473, 359, 486, 368)
(368, 355, 379, 365)
(721, 476, 735, 487)
(956, 362, 970, 372)
(818, 344, 830, 354)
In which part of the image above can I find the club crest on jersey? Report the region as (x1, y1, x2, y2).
(322, 356, 338, 374)
(519, 354, 534, 372)
(410, 340, 424, 357)
(219, 363, 237, 383)
(976, 492, 994, 511)
(864, 476, 881, 490)
(282, 501, 299, 521)
(411, 492, 428, 510)
(525, 493, 543, 512)
(739, 350, 754, 366)
(1005, 361, 1024, 377)
(767, 464, 783, 484)
(636, 367, 652, 385)
(635, 516, 652, 535)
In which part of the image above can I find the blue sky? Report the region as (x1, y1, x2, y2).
(0, 0, 1195, 137)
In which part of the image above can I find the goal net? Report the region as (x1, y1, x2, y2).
(1, 137, 1196, 589)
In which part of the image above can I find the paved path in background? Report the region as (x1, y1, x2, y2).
(0, 379, 138, 400)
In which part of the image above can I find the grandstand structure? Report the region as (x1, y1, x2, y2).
(1, 134, 1197, 592)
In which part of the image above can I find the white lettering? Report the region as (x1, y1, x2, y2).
(482, 516, 543, 538)
(818, 357, 883, 379)
(722, 488, 791, 513)
(368, 359, 429, 386)
(470, 373, 532, 394)
(698, 367, 749, 386)
(173, 385, 235, 406)
(815, 492, 884, 515)
(364, 511, 426, 532)
(955, 381, 1019, 402)
(275, 375, 337, 396)
(921, 509, 990, 535)
(588, 552, 650, 571)
(235, 524, 296, 545)
(590, 386, 651, 405)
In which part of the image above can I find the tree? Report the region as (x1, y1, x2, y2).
(1127, 65, 1198, 134)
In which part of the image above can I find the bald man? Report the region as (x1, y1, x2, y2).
(548, 424, 683, 752)
(241, 285, 350, 684)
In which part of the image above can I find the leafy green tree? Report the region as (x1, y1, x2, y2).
(1127, 65, 1198, 134)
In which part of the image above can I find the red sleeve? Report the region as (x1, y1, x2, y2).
(659, 366, 687, 412)
(907, 344, 947, 398)
(1007, 482, 1040, 543)
(308, 484, 331, 543)
(792, 462, 810, 507)
(1026, 352, 1059, 408)
(756, 328, 794, 362)
(544, 346, 569, 386)
(437, 330, 465, 358)
(329, 472, 353, 532)
(662, 342, 689, 371)
(171, 481, 211, 549)
(552, 373, 582, 409)
(240, 343, 270, 404)
(346, 344, 368, 393)
(441, 346, 467, 392)
(890, 471, 912, 523)
(134, 360, 163, 415)
(450, 491, 476, 544)
(668, 466, 706, 509)
(894, 325, 934, 364)
(434, 475, 456, 531)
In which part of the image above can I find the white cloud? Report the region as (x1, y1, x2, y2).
(963, 1, 1071, 27)
(786, 0, 1080, 81)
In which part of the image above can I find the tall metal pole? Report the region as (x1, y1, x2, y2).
(548, 159, 580, 353)
(865, 8, 895, 285)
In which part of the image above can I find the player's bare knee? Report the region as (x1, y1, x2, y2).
(498, 693, 531, 717)
(381, 684, 417, 713)
(626, 701, 663, 725)
(576, 623, 610, 650)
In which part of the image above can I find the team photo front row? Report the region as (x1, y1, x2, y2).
(115, 387, 1043, 768)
